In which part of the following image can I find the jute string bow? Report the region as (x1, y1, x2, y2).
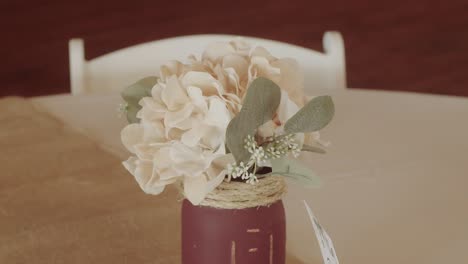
(199, 176, 287, 209)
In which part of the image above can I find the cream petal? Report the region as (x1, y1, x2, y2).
(187, 86, 208, 112)
(153, 146, 173, 170)
(160, 60, 186, 81)
(250, 56, 281, 79)
(134, 160, 154, 183)
(161, 75, 189, 111)
(174, 118, 193, 131)
(164, 104, 194, 130)
(137, 106, 165, 122)
(134, 144, 157, 161)
(250, 46, 276, 61)
(137, 98, 166, 122)
(213, 141, 226, 155)
(222, 54, 248, 80)
(247, 63, 258, 88)
(257, 120, 276, 139)
(142, 121, 165, 142)
(224, 68, 241, 94)
(146, 165, 180, 188)
(181, 123, 206, 147)
(272, 58, 306, 106)
(187, 54, 198, 63)
(229, 38, 251, 56)
(223, 55, 249, 95)
(223, 93, 242, 114)
(277, 90, 300, 124)
(122, 156, 138, 175)
(202, 42, 236, 63)
(152, 146, 183, 180)
(167, 127, 185, 140)
(205, 170, 226, 191)
(184, 175, 208, 205)
(150, 83, 165, 105)
(121, 124, 144, 153)
(153, 152, 183, 181)
(140, 97, 166, 113)
(184, 154, 234, 205)
(175, 162, 208, 178)
(123, 158, 165, 195)
(170, 143, 213, 177)
(205, 156, 232, 189)
(201, 127, 224, 150)
(212, 64, 228, 89)
(151, 177, 178, 189)
(143, 183, 165, 195)
(169, 143, 203, 163)
(205, 97, 231, 128)
(211, 154, 235, 171)
(137, 97, 167, 121)
(181, 71, 224, 96)
(158, 168, 180, 180)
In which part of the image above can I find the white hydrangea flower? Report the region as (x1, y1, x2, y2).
(121, 38, 322, 204)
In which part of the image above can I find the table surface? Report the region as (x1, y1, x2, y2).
(31, 88, 468, 263)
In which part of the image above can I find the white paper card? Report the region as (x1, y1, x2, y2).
(303, 200, 340, 264)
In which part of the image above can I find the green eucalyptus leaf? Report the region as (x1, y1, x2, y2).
(226, 77, 281, 163)
(284, 95, 334, 134)
(121, 76, 158, 123)
(301, 144, 326, 154)
(271, 157, 321, 186)
(125, 104, 141, 124)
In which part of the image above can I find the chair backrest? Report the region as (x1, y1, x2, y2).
(69, 32, 346, 96)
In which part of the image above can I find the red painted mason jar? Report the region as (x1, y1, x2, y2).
(181, 176, 286, 264)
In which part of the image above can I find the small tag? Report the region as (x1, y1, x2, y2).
(303, 200, 340, 264)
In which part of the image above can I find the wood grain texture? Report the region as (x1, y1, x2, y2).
(1, 0, 467, 97)
(0, 97, 182, 263)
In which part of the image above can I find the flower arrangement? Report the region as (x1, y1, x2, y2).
(120, 38, 334, 205)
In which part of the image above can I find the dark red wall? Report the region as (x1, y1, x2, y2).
(2, 0, 468, 97)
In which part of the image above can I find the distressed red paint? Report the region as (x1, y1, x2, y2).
(182, 199, 286, 264)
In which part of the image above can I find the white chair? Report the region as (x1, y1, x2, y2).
(69, 32, 346, 95)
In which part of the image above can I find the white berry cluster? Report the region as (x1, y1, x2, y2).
(227, 133, 301, 184)
(117, 102, 129, 118)
(264, 134, 301, 158)
(226, 160, 258, 185)
(245, 135, 268, 163)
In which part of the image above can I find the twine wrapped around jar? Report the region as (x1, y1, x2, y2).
(199, 176, 287, 209)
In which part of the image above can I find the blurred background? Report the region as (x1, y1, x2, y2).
(1, 0, 467, 97)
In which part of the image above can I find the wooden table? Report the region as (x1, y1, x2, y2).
(29, 88, 468, 263)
